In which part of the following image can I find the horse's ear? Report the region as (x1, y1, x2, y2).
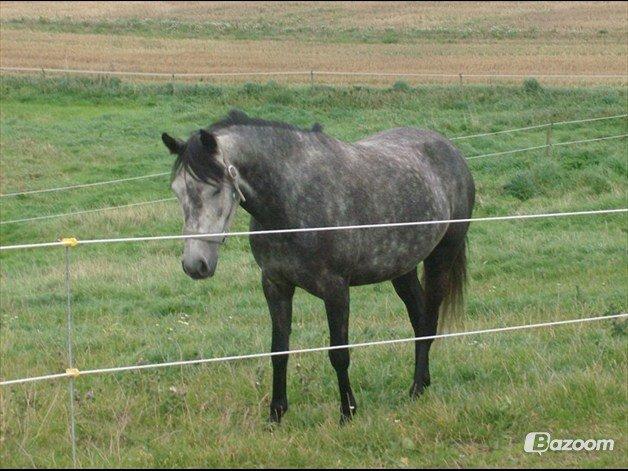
(199, 129, 218, 154)
(161, 133, 184, 155)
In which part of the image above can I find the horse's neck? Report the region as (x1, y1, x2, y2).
(226, 128, 302, 228)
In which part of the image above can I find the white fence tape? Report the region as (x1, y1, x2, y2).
(2, 66, 627, 80)
(449, 114, 628, 141)
(2, 114, 625, 199)
(0, 172, 170, 198)
(1, 129, 625, 226)
(1, 207, 626, 251)
(0, 197, 176, 225)
(466, 133, 628, 160)
(0, 66, 309, 78)
(1, 312, 625, 387)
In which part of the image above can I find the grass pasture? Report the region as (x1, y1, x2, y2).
(0, 76, 626, 468)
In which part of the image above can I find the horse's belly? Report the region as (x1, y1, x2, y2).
(249, 216, 448, 291)
(341, 223, 446, 285)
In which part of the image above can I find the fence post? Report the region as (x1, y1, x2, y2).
(459, 72, 463, 86)
(546, 122, 553, 158)
(62, 237, 79, 468)
(310, 70, 314, 88)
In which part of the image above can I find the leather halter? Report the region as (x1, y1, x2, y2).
(206, 157, 245, 244)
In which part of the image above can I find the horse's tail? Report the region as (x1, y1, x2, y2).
(440, 235, 467, 321)
(423, 232, 468, 325)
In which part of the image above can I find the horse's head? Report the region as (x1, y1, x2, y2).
(162, 129, 245, 280)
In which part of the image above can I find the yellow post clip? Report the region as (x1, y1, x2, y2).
(60, 237, 79, 247)
(66, 368, 80, 378)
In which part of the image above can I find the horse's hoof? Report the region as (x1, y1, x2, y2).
(339, 405, 357, 424)
(269, 402, 287, 424)
(409, 382, 429, 399)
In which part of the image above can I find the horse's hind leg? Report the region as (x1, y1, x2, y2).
(391, 267, 433, 398)
(410, 224, 469, 397)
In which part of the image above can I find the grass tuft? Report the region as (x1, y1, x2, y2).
(522, 78, 543, 94)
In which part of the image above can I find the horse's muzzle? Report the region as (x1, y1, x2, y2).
(182, 238, 218, 280)
(181, 257, 215, 280)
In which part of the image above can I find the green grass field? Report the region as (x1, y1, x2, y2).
(0, 77, 626, 468)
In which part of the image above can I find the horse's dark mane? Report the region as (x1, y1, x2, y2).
(171, 110, 323, 183)
(209, 109, 323, 134)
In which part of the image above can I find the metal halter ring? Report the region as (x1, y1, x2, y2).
(227, 164, 238, 180)
(226, 164, 246, 202)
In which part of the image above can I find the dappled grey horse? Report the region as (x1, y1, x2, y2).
(162, 110, 475, 423)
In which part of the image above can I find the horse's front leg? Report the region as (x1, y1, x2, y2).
(323, 279, 357, 423)
(262, 274, 295, 423)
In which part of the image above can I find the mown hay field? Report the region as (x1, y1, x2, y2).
(0, 2, 626, 84)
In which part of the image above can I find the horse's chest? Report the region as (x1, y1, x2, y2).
(249, 233, 318, 289)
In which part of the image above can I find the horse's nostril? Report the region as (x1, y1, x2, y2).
(182, 258, 213, 279)
(197, 259, 209, 277)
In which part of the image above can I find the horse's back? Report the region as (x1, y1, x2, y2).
(354, 127, 474, 219)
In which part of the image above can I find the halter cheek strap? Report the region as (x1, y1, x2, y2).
(223, 155, 246, 203)
(207, 188, 240, 245)
(205, 157, 245, 245)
